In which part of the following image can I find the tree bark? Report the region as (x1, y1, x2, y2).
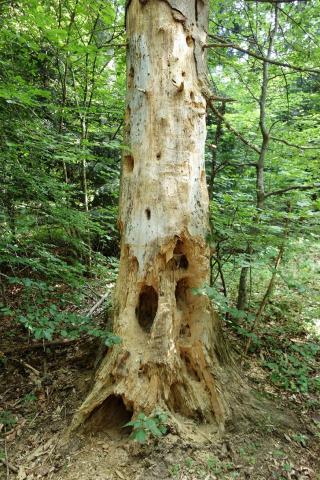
(70, 0, 236, 434)
(237, 262, 249, 312)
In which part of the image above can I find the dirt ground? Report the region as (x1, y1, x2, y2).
(1, 320, 320, 480)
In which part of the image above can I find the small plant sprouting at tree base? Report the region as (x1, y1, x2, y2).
(125, 411, 168, 443)
(70, 0, 243, 435)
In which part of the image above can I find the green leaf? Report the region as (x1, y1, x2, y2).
(131, 429, 147, 443)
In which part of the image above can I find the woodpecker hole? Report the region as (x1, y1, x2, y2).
(171, 240, 189, 269)
(179, 322, 191, 337)
(186, 36, 193, 47)
(124, 155, 134, 173)
(128, 66, 134, 88)
(136, 285, 158, 332)
(180, 351, 201, 382)
(175, 278, 189, 306)
(145, 208, 151, 220)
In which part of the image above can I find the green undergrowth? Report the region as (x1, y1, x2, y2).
(0, 234, 120, 347)
(125, 411, 168, 443)
(203, 241, 320, 406)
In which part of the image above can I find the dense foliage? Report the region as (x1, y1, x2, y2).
(0, 0, 319, 396)
(0, 0, 125, 342)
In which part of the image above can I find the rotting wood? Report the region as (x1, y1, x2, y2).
(70, 0, 243, 435)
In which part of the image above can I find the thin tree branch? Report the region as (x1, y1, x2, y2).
(204, 92, 262, 154)
(265, 183, 320, 198)
(277, 5, 320, 48)
(270, 136, 320, 149)
(0, 458, 18, 475)
(233, 67, 260, 102)
(256, 5, 279, 209)
(243, 244, 284, 357)
(205, 35, 320, 74)
(245, 0, 310, 3)
(212, 158, 257, 172)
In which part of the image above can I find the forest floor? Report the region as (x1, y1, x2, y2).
(1, 304, 320, 480)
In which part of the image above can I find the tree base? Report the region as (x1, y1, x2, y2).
(70, 236, 244, 435)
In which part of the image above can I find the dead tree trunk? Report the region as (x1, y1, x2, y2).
(70, 0, 237, 434)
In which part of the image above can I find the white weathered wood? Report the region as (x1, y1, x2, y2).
(70, 0, 236, 434)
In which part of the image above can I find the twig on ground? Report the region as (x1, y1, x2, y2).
(3, 339, 79, 356)
(3, 432, 14, 478)
(19, 360, 40, 376)
(86, 291, 111, 317)
(0, 459, 17, 475)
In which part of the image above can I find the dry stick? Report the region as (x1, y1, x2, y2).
(0, 459, 17, 476)
(243, 245, 284, 357)
(12, 359, 40, 375)
(4, 434, 9, 480)
(3, 339, 78, 356)
(3, 431, 10, 479)
(86, 291, 110, 317)
(205, 37, 320, 75)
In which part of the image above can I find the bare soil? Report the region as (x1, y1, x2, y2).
(1, 319, 320, 480)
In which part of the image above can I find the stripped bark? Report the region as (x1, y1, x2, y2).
(70, 0, 239, 434)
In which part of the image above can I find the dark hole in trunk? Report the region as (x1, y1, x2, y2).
(85, 395, 132, 435)
(175, 278, 189, 307)
(179, 322, 191, 337)
(180, 351, 201, 382)
(171, 240, 189, 269)
(177, 254, 189, 269)
(136, 285, 158, 332)
(124, 155, 134, 172)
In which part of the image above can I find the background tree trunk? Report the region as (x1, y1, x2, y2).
(71, 0, 236, 433)
(237, 262, 249, 311)
(236, 7, 278, 312)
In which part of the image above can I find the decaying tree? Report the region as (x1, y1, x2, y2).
(70, 0, 239, 434)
